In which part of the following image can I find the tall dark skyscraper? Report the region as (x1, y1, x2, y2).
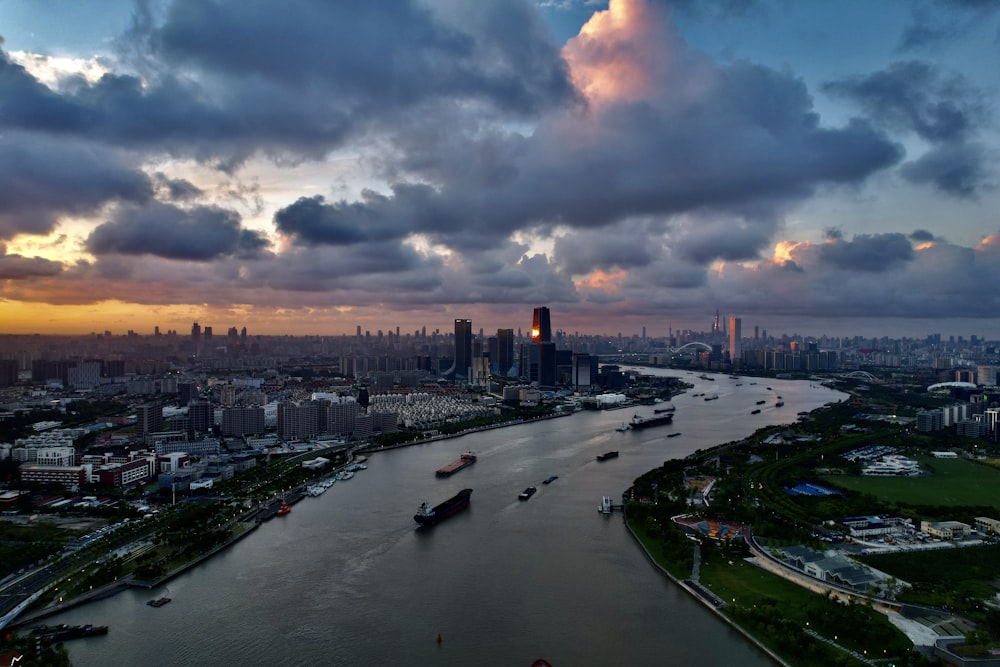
(497, 328, 515, 377)
(454, 319, 473, 380)
(531, 307, 551, 343)
(530, 307, 555, 386)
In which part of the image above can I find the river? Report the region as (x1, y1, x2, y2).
(51, 370, 845, 666)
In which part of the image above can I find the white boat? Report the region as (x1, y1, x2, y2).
(599, 496, 613, 514)
(615, 422, 629, 432)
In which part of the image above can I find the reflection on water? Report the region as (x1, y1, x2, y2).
(56, 370, 844, 666)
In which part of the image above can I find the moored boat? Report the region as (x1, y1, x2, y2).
(436, 452, 477, 477)
(414, 488, 473, 525)
(276, 502, 291, 516)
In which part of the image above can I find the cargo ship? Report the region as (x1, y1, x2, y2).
(629, 412, 673, 429)
(435, 452, 477, 477)
(518, 486, 537, 500)
(596, 451, 619, 462)
(414, 488, 473, 525)
(32, 624, 109, 642)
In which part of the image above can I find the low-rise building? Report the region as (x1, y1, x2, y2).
(974, 517, 1000, 536)
(921, 520, 971, 540)
(861, 454, 920, 476)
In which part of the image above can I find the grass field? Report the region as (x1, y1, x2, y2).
(823, 457, 1000, 508)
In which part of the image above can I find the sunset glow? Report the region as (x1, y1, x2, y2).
(1, 0, 998, 337)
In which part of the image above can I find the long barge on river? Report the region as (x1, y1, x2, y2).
(436, 452, 477, 477)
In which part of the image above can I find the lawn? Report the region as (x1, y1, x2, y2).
(699, 558, 815, 620)
(823, 457, 1000, 509)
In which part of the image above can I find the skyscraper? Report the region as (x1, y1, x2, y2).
(531, 307, 555, 386)
(454, 319, 473, 381)
(497, 328, 515, 377)
(531, 307, 551, 343)
(729, 317, 742, 365)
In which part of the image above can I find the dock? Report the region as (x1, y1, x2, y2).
(598, 496, 625, 515)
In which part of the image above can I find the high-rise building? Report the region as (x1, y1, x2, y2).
(0, 359, 19, 387)
(531, 307, 552, 343)
(222, 406, 264, 437)
(138, 404, 163, 442)
(531, 307, 556, 386)
(454, 319, 472, 381)
(497, 329, 515, 377)
(729, 317, 742, 365)
(191, 322, 201, 342)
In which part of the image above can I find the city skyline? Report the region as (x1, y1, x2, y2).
(2, 1, 999, 338)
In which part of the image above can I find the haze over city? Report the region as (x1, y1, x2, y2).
(1, 0, 999, 338)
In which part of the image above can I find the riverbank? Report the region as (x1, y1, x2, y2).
(624, 520, 792, 667)
(355, 409, 573, 453)
(11, 521, 263, 628)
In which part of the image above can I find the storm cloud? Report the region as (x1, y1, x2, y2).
(86, 202, 269, 260)
(2, 0, 999, 334)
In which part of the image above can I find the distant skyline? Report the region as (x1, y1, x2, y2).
(1, 0, 999, 338)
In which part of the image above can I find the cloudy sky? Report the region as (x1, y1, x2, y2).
(1, 0, 999, 339)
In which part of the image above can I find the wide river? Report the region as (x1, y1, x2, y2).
(53, 370, 845, 666)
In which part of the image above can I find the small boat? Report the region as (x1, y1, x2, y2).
(756, 400, 766, 405)
(751, 409, 761, 414)
(542, 476, 558, 484)
(667, 432, 681, 438)
(519, 486, 537, 500)
(599, 496, 613, 514)
(703, 394, 718, 401)
(276, 503, 291, 516)
(615, 422, 629, 432)
(596, 451, 619, 462)
(775, 401, 784, 407)
(147, 597, 171, 607)
(766, 386, 772, 390)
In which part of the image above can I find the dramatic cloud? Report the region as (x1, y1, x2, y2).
(0, 1, 576, 169)
(86, 202, 269, 260)
(0, 252, 63, 280)
(2, 0, 999, 335)
(824, 60, 992, 196)
(0, 131, 152, 239)
(824, 61, 985, 143)
(273, 0, 901, 266)
(817, 233, 915, 272)
(899, 143, 989, 197)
